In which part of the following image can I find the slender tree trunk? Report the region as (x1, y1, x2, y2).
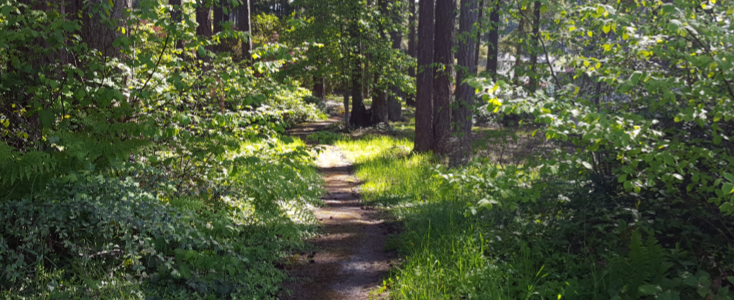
(529, 1, 541, 92)
(473, 0, 484, 73)
(388, 0, 404, 121)
(432, 0, 456, 156)
(170, 0, 184, 50)
(512, 6, 525, 85)
(238, 0, 252, 60)
(343, 93, 351, 127)
(486, 0, 500, 79)
(451, 0, 478, 167)
(414, 0, 436, 153)
(406, 0, 417, 107)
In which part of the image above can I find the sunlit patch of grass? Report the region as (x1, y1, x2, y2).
(335, 135, 439, 206)
(334, 133, 519, 299)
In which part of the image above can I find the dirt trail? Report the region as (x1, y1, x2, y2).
(282, 118, 395, 300)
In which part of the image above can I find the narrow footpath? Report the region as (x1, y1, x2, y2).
(282, 117, 395, 300)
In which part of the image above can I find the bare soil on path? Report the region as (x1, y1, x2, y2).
(281, 117, 396, 300)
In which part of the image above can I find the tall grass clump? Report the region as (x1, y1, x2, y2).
(338, 133, 734, 300)
(334, 135, 442, 206)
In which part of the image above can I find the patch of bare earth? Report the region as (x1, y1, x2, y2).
(281, 119, 397, 300)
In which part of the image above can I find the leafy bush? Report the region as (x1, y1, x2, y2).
(0, 136, 324, 299)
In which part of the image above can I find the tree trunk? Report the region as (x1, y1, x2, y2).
(512, 6, 525, 85)
(414, 0, 436, 153)
(214, 0, 224, 34)
(372, 87, 390, 124)
(313, 76, 326, 100)
(170, 0, 184, 50)
(473, 0, 484, 73)
(486, 0, 500, 79)
(349, 7, 370, 127)
(196, 1, 213, 38)
(451, 0, 478, 167)
(238, 0, 252, 60)
(371, 0, 390, 125)
(529, 1, 541, 92)
(406, 0, 417, 107)
(388, 0, 404, 121)
(80, 0, 131, 58)
(432, 0, 456, 156)
(343, 93, 351, 128)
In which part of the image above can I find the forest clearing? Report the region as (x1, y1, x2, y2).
(2, 0, 734, 299)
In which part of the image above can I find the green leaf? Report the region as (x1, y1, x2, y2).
(39, 109, 54, 128)
(197, 45, 207, 57)
(639, 284, 662, 295)
(661, 3, 676, 13)
(724, 173, 734, 183)
(629, 71, 643, 85)
(723, 183, 734, 195)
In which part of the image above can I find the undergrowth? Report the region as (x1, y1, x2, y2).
(335, 133, 734, 300)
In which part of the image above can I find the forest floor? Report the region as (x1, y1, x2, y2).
(281, 116, 398, 300)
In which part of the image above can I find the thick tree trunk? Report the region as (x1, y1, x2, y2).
(486, 0, 500, 79)
(313, 76, 326, 100)
(350, 66, 370, 127)
(451, 0, 478, 167)
(196, 1, 213, 38)
(388, 0, 404, 121)
(370, 0, 390, 125)
(529, 1, 541, 92)
(432, 0, 456, 156)
(372, 87, 390, 124)
(473, 0, 484, 73)
(214, 0, 224, 34)
(406, 0, 417, 107)
(414, 0, 436, 153)
(81, 0, 131, 58)
(349, 8, 370, 127)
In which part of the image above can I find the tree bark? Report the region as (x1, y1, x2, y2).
(486, 0, 500, 79)
(512, 5, 525, 85)
(80, 0, 131, 58)
(349, 5, 370, 127)
(414, 0, 436, 153)
(314, 76, 326, 100)
(432, 0, 456, 156)
(451, 0, 478, 167)
(406, 0, 417, 107)
(371, 0, 390, 125)
(473, 0, 484, 73)
(388, 0, 404, 121)
(169, 0, 184, 50)
(214, 0, 224, 34)
(529, 1, 541, 92)
(343, 93, 351, 127)
(238, 0, 253, 60)
(196, 1, 213, 38)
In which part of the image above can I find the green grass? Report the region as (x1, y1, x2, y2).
(334, 131, 718, 300)
(334, 135, 439, 206)
(335, 135, 517, 299)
